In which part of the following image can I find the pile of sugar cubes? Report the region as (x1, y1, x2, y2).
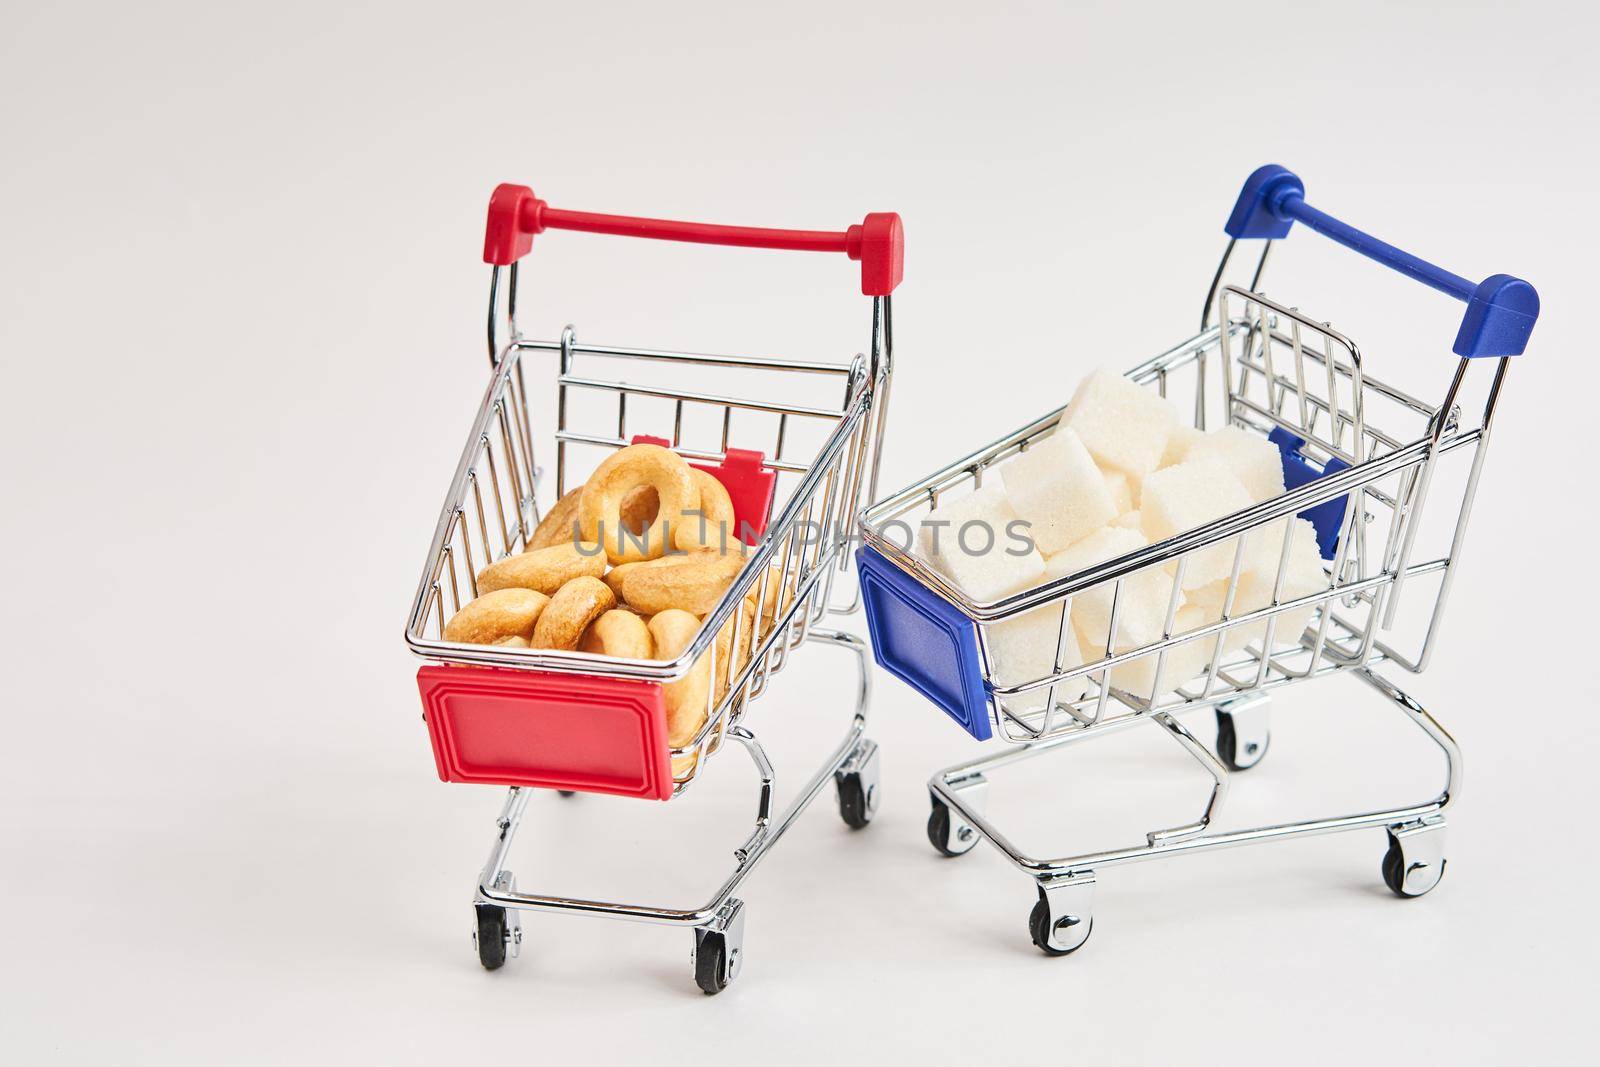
(917, 368, 1331, 707)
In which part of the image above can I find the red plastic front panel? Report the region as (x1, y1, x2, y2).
(418, 665, 673, 800)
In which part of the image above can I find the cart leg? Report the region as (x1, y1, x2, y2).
(834, 738, 881, 830)
(472, 787, 530, 969)
(927, 774, 987, 857)
(692, 897, 746, 995)
(1382, 816, 1447, 897)
(1030, 873, 1095, 956)
(1214, 693, 1271, 771)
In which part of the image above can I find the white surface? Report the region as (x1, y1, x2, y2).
(3, 2, 1597, 1062)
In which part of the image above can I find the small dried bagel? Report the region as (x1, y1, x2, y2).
(619, 548, 747, 616)
(649, 609, 711, 747)
(493, 635, 530, 649)
(526, 487, 584, 551)
(444, 588, 550, 645)
(602, 560, 644, 601)
(675, 469, 739, 551)
(578, 609, 653, 659)
(579, 444, 698, 565)
(477, 540, 606, 596)
(713, 598, 758, 704)
(531, 576, 616, 650)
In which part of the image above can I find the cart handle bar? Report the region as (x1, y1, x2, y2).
(483, 183, 904, 296)
(1225, 164, 1538, 358)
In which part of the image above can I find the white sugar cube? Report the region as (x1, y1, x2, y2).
(1113, 510, 1142, 530)
(986, 601, 1087, 711)
(1047, 526, 1182, 655)
(1161, 425, 1204, 468)
(998, 427, 1117, 556)
(1141, 459, 1255, 590)
(1097, 604, 1220, 700)
(1187, 425, 1286, 503)
(1059, 368, 1179, 478)
(918, 482, 1045, 602)
(1102, 468, 1136, 514)
(1190, 518, 1328, 652)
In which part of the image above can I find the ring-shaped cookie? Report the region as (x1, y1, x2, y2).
(477, 540, 606, 596)
(531, 576, 616, 650)
(577, 609, 654, 659)
(444, 588, 550, 645)
(619, 548, 746, 616)
(578, 444, 698, 565)
(648, 609, 711, 747)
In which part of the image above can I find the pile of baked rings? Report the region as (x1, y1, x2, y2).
(444, 443, 786, 747)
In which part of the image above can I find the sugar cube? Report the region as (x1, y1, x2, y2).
(918, 481, 1045, 602)
(1113, 510, 1142, 530)
(1102, 468, 1136, 514)
(1189, 518, 1328, 652)
(1161, 424, 1204, 468)
(1059, 368, 1179, 479)
(1187, 425, 1286, 503)
(1141, 459, 1255, 590)
(1047, 525, 1182, 655)
(985, 600, 1088, 711)
(998, 427, 1117, 556)
(1093, 604, 1219, 700)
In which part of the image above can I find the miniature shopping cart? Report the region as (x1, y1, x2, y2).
(404, 182, 903, 991)
(857, 165, 1536, 955)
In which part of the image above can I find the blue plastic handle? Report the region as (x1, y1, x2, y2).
(1224, 165, 1538, 358)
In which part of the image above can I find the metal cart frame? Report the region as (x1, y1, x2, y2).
(856, 165, 1536, 954)
(405, 184, 903, 990)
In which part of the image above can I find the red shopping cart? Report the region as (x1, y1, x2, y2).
(405, 182, 903, 992)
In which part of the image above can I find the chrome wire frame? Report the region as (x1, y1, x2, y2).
(858, 243, 1506, 903)
(406, 264, 893, 940)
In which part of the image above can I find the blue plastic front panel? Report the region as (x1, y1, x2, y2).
(857, 545, 991, 740)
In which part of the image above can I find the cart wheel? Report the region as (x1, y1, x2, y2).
(1382, 827, 1447, 898)
(692, 899, 745, 995)
(927, 799, 978, 857)
(474, 904, 509, 970)
(557, 790, 576, 798)
(1028, 897, 1092, 957)
(1215, 706, 1270, 771)
(833, 739, 880, 830)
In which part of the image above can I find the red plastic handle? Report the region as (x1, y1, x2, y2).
(483, 183, 903, 296)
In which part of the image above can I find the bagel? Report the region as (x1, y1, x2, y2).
(444, 588, 550, 645)
(713, 598, 758, 704)
(579, 444, 698, 565)
(649, 609, 711, 747)
(477, 540, 606, 596)
(675, 469, 738, 551)
(577, 609, 653, 659)
(526, 487, 584, 551)
(619, 547, 747, 616)
(493, 635, 530, 649)
(602, 559, 644, 601)
(531, 576, 616, 650)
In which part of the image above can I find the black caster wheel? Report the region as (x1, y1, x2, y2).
(557, 790, 576, 798)
(693, 929, 730, 994)
(474, 904, 509, 970)
(692, 900, 744, 995)
(836, 772, 873, 829)
(1028, 897, 1092, 957)
(1382, 831, 1447, 898)
(1215, 708, 1269, 771)
(926, 799, 978, 857)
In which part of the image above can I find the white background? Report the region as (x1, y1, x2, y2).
(4, 2, 1597, 1063)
